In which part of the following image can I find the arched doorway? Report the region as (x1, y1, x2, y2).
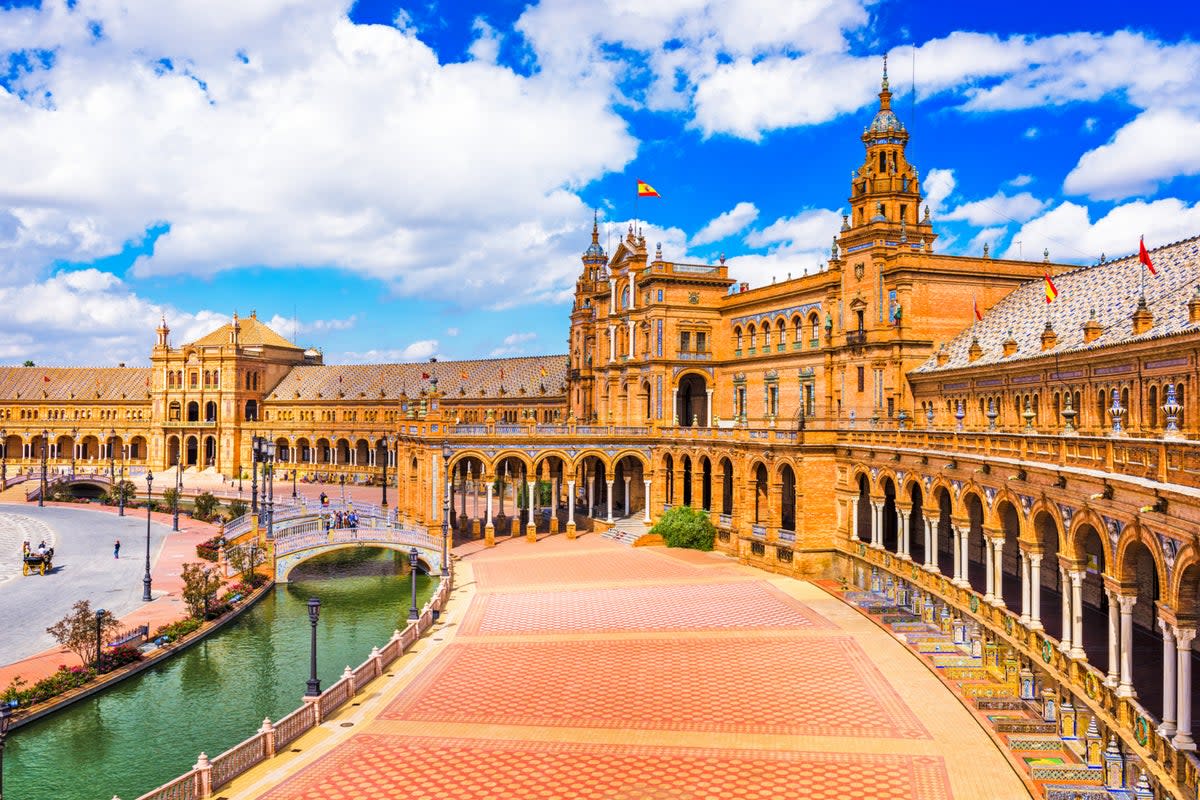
(779, 464, 796, 534)
(185, 436, 199, 467)
(856, 474, 872, 543)
(203, 436, 216, 467)
(682, 456, 693, 507)
(676, 374, 708, 427)
(720, 458, 733, 517)
(881, 478, 897, 552)
(908, 483, 926, 565)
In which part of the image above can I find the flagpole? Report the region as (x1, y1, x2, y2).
(1139, 234, 1145, 300)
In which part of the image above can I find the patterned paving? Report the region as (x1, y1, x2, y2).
(258, 735, 953, 800)
(470, 548, 706, 588)
(381, 636, 929, 739)
(458, 580, 833, 635)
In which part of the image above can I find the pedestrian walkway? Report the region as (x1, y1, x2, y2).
(219, 534, 1031, 800)
(0, 500, 219, 688)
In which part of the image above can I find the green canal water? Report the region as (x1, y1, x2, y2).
(4, 549, 436, 800)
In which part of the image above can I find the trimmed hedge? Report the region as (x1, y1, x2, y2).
(650, 505, 716, 551)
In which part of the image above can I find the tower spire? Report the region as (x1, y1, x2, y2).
(882, 53, 888, 92)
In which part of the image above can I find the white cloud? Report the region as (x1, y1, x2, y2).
(0, 269, 225, 365)
(468, 17, 501, 64)
(445, 327, 460, 337)
(1064, 109, 1200, 200)
(691, 202, 759, 246)
(400, 340, 439, 360)
(0, 1, 636, 307)
(923, 168, 956, 216)
(943, 191, 1046, 226)
(1008, 174, 1033, 187)
(1023, 126, 1039, 139)
(746, 208, 841, 249)
(733, 207, 842, 288)
(1002, 198, 1200, 262)
(263, 313, 356, 338)
(489, 330, 538, 357)
(1082, 117, 1098, 133)
(968, 227, 1008, 256)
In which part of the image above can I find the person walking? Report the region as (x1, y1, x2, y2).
(114, 538, 121, 559)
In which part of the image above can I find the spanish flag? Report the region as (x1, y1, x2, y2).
(1044, 273, 1059, 304)
(539, 365, 548, 377)
(1139, 236, 1157, 276)
(636, 180, 660, 198)
(460, 369, 469, 380)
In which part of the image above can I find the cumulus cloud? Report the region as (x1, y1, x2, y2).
(1064, 109, 1200, 200)
(731, 208, 842, 288)
(967, 227, 1008, 256)
(1002, 199, 1200, 262)
(490, 331, 537, 357)
(943, 191, 1046, 226)
(691, 202, 759, 246)
(264, 314, 357, 338)
(0, 0, 636, 306)
(923, 168, 956, 216)
(1008, 174, 1034, 187)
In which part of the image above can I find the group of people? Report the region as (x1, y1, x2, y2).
(21, 540, 49, 557)
(323, 508, 359, 533)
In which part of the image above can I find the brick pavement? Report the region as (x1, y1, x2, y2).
(222, 535, 1032, 800)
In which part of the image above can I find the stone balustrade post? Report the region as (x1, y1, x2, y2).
(259, 717, 276, 758)
(342, 664, 355, 696)
(194, 752, 212, 799)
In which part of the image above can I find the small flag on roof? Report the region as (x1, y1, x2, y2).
(636, 180, 660, 198)
(1139, 236, 1157, 276)
(1044, 273, 1059, 304)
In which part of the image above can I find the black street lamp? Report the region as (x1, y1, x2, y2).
(250, 436, 260, 516)
(264, 441, 275, 541)
(143, 471, 154, 602)
(339, 473, 346, 507)
(379, 439, 389, 509)
(38, 430, 47, 507)
(0, 698, 18, 800)
(305, 597, 321, 697)
(408, 547, 420, 620)
(291, 442, 298, 500)
(108, 430, 115, 481)
(441, 441, 451, 576)
(94, 607, 105, 671)
(1, 427, 7, 486)
(118, 459, 126, 518)
(70, 427, 77, 478)
(172, 455, 181, 532)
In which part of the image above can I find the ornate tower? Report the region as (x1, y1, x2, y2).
(568, 213, 608, 420)
(839, 56, 936, 252)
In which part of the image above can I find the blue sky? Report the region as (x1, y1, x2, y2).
(0, 0, 1197, 365)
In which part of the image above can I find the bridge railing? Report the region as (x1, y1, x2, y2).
(131, 565, 454, 800)
(273, 526, 440, 558)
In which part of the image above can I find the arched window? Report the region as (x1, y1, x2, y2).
(763, 324, 771, 348)
(245, 399, 258, 422)
(809, 313, 819, 344)
(792, 316, 802, 344)
(186, 401, 199, 422)
(776, 319, 785, 347)
(204, 401, 217, 422)
(748, 324, 757, 349)
(734, 326, 743, 351)
(168, 401, 181, 421)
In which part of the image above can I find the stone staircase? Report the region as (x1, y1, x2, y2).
(832, 584, 1121, 799)
(600, 515, 651, 545)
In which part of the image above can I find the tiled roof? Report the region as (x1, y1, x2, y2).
(266, 355, 568, 401)
(0, 367, 152, 401)
(188, 315, 300, 349)
(917, 235, 1200, 372)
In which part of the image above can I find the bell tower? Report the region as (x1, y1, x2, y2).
(839, 56, 936, 252)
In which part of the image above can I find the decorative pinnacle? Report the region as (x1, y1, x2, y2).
(881, 54, 889, 91)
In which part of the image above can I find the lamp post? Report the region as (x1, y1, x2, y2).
(339, 473, 346, 507)
(94, 607, 105, 671)
(0, 698, 18, 800)
(250, 436, 260, 516)
(379, 436, 390, 509)
(291, 442, 298, 500)
(143, 471, 154, 602)
(408, 547, 420, 620)
(441, 441, 451, 576)
(305, 597, 321, 697)
(38, 430, 47, 507)
(70, 427, 77, 478)
(118, 453, 126, 518)
(108, 431, 115, 481)
(172, 448, 181, 531)
(264, 441, 275, 541)
(1, 428, 6, 487)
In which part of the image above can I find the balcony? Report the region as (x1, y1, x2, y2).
(845, 330, 867, 347)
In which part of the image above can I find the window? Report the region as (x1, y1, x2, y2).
(804, 383, 815, 417)
(680, 331, 690, 353)
(696, 332, 707, 353)
(735, 327, 743, 350)
(657, 290, 663, 302)
(768, 386, 778, 417)
(856, 310, 865, 332)
(856, 366, 865, 393)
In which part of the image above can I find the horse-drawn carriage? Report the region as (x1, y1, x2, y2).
(22, 547, 54, 575)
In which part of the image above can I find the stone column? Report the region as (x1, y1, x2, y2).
(1019, 551, 1031, 624)
(951, 525, 963, 584)
(628, 321, 636, 358)
(869, 501, 883, 549)
(1059, 567, 1073, 653)
(923, 516, 937, 572)
(1105, 589, 1120, 687)
(991, 538, 1005, 607)
(1029, 554, 1043, 629)
(1117, 594, 1137, 698)
(566, 479, 577, 538)
(705, 389, 713, 426)
(671, 388, 679, 425)
(460, 466, 468, 521)
(1070, 570, 1087, 660)
(851, 499, 860, 542)
(629, 270, 636, 308)
(959, 528, 969, 587)
(526, 479, 536, 527)
(587, 472, 594, 516)
(1175, 627, 1196, 750)
(896, 507, 909, 559)
(643, 478, 652, 522)
(608, 324, 616, 362)
(605, 479, 614, 522)
(1159, 620, 1178, 737)
(983, 536, 995, 602)
(623, 475, 631, 516)
(484, 478, 495, 547)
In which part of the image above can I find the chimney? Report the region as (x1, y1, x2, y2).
(1131, 296, 1153, 336)
(1040, 321, 1057, 351)
(1190, 286, 1200, 325)
(967, 338, 982, 362)
(935, 346, 949, 367)
(1002, 331, 1018, 358)
(1082, 309, 1103, 343)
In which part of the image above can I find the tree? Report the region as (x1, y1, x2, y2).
(113, 479, 137, 505)
(162, 487, 179, 512)
(226, 498, 248, 521)
(181, 562, 224, 619)
(22, 360, 34, 367)
(192, 491, 218, 521)
(47, 600, 119, 668)
(226, 540, 266, 583)
(650, 505, 716, 551)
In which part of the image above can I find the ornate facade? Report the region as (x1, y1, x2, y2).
(4, 63, 1200, 797)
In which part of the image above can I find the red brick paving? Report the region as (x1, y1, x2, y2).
(470, 548, 704, 588)
(458, 580, 833, 635)
(380, 636, 929, 739)
(258, 735, 953, 800)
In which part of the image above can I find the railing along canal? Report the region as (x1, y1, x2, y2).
(129, 567, 453, 800)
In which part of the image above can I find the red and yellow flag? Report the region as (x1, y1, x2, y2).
(539, 365, 548, 377)
(973, 297, 983, 322)
(636, 179, 660, 198)
(460, 369, 469, 380)
(1044, 273, 1059, 304)
(1139, 236, 1157, 276)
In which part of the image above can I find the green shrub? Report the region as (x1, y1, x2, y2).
(196, 535, 223, 561)
(192, 491, 219, 521)
(154, 618, 201, 641)
(650, 505, 715, 551)
(226, 499, 248, 521)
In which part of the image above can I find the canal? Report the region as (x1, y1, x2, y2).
(4, 549, 437, 800)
